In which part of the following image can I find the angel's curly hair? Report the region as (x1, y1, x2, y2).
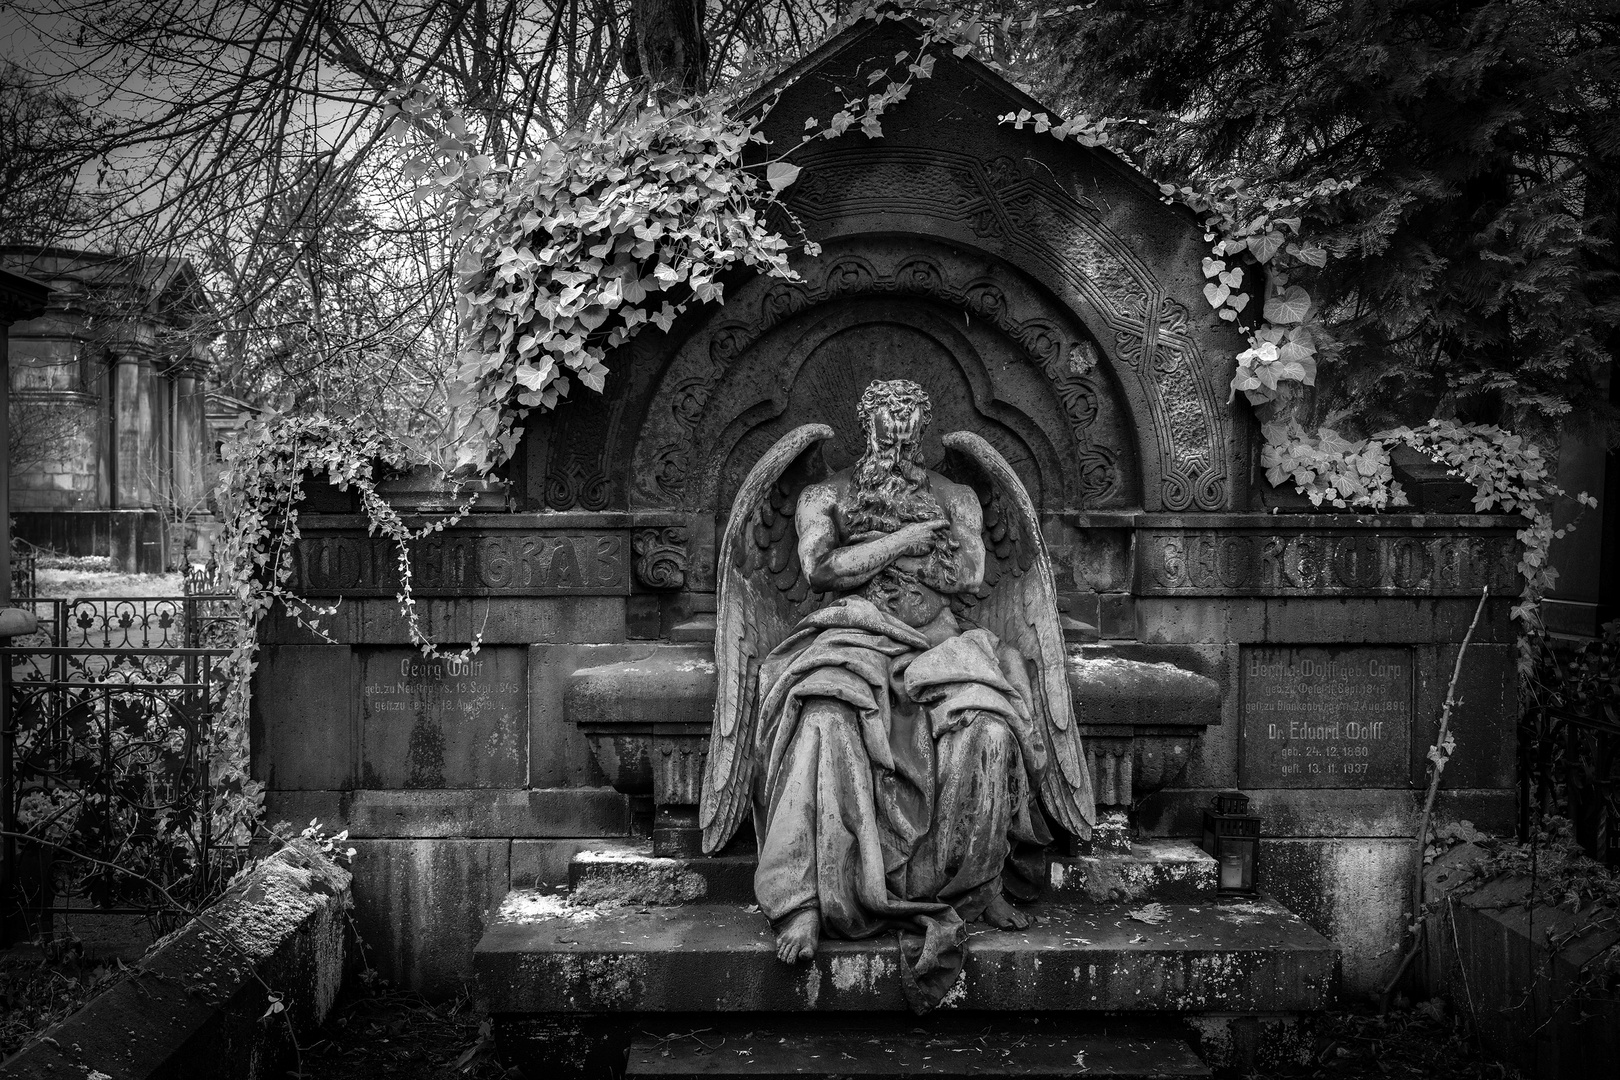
(856, 379, 932, 434)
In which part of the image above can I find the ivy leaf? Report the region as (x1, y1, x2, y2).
(1278, 337, 1316, 369)
(1203, 282, 1231, 308)
(766, 162, 801, 192)
(1263, 285, 1312, 324)
(1246, 232, 1286, 263)
(1202, 257, 1225, 278)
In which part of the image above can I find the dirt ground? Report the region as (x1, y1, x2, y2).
(33, 564, 183, 599)
(293, 985, 1524, 1079)
(0, 942, 132, 1058)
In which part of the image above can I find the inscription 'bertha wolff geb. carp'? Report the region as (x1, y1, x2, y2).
(1240, 645, 1413, 789)
(292, 530, 628, 596)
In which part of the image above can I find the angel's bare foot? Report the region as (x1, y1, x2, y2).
(981, 894, 1033, 930)
(774, 909, 820, 964)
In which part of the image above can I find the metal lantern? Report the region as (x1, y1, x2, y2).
(1201, 791, 1261, 897)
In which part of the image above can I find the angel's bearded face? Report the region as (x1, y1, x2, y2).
(846, 380, 942, 537)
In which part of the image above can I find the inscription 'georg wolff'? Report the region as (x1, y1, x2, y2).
(294, 530, 628, 596)
(1241, 646, 1413, 789)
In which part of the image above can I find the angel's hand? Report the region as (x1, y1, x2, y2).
(894, 518, 952, 557)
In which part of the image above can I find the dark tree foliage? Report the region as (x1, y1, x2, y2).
(1029, 0, 1620, 438)
(0, 64, 111, 247)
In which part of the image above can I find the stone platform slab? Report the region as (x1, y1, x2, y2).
(474, 895, 1336, 1014)
(627, 1026, 1209, 1077)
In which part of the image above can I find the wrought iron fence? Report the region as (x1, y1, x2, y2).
(1521, 703, 1620, 866)
(14, 596, 240, 651)
(183, 559, 221, 597)
(1521, 622, 1620, 866)
(0, 646, 242, 937)
(0, 590, 248, 939)
(9, 540, 36, 601)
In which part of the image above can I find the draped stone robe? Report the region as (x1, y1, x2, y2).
(751, 596, 1049, 1009)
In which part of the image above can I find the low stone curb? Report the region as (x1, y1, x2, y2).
(1, 839, 352, 1080)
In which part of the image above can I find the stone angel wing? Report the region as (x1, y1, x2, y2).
(942, 431, 1096, 842)
(700, 423, 834, 855)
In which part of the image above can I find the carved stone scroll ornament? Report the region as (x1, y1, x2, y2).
(632, 527, 688, 590)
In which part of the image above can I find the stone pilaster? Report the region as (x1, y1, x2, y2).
(177, 369, 215, 514)
(110, 349, 150, 509)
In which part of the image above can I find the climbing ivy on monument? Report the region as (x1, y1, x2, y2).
(388, 2, 986, 469)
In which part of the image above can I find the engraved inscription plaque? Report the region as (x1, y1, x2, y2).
(1240, 646, 1413, 788)
(359, 648, 527, 789)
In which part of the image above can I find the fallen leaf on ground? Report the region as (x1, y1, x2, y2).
(1127, 903, 1170, 925)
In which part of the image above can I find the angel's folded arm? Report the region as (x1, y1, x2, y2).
(797, 483, 915, 593)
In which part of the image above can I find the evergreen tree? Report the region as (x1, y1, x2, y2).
(1023, 0, 1620, 439)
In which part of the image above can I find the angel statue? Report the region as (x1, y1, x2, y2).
(699, 379, 1095, 1011)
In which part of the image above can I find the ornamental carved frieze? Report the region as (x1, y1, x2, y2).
(293, 529, 629, 596)
(631, 245, 1120, 511)
(632, 526, 688, 590)
(782, 146, 1231, 512)
(1136, 528, 1521, 597)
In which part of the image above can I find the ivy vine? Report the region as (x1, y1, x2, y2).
(214, 414, 482, 675)
(388, 1, 984, 469)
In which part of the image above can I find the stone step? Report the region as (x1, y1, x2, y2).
(626, 1025, 1210, 1078)
(1047, 841, 1218, 904)
(566, 840, 1217, 909)
(474, 896, 1336, 1015)
(569, 846, 758, 905)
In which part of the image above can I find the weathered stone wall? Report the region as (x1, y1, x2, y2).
(254, 521, 642, 992)
(256, 506, 1519, 997)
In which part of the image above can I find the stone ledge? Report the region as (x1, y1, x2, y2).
(474, 896, 1336, 1014)
(266, 787, 632, 838)
(570, 846, 757, 904)
(1049, 841, 1218, 904)
(565, 839, 1217, 908)
(1, 839, 352, 1079)
(565, 646, 1219, 730)
(625, 1024, 1210, 1077)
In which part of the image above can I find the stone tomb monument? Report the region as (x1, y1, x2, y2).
(254, 17, 1521, 1075)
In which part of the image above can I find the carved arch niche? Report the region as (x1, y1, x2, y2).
(627, 238, 1138, 519)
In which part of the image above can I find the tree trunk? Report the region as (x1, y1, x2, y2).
(622, 0, 707, 99)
